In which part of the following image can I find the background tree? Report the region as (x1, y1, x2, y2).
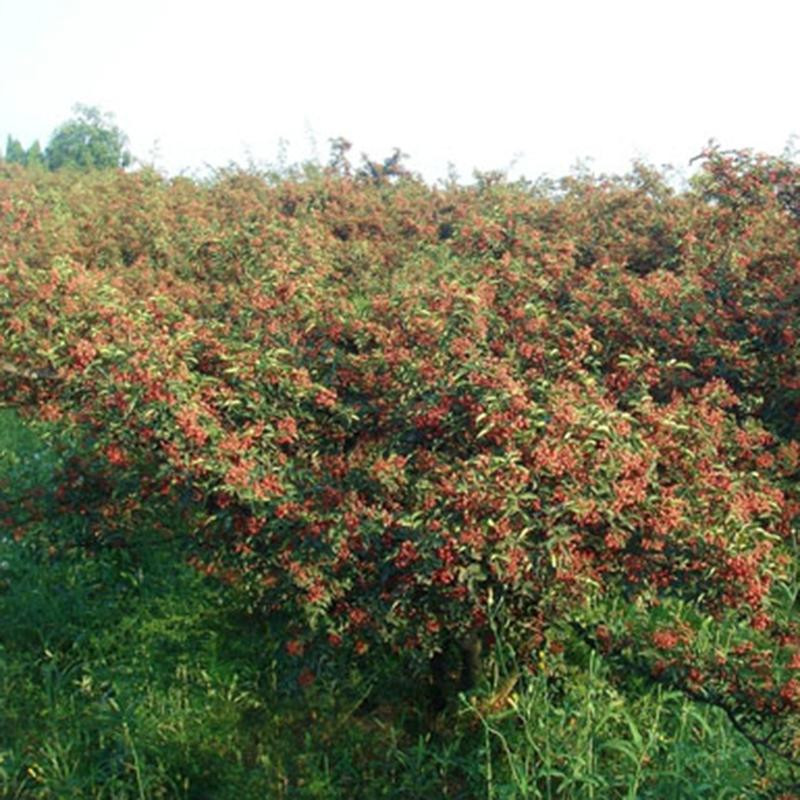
(4, 135, 27, 165)
(45, 104, 132, 171)
(25, 140, 45, 168)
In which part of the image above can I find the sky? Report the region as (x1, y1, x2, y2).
(1, 0, 798, 184)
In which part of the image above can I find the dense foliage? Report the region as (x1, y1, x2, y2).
(1, 145, 799, 775)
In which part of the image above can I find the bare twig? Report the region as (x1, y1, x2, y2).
(0, 359, 58, 381)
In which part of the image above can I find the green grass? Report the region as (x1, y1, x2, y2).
(0, 408, 787, 798)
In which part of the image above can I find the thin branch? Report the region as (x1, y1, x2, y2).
(0, 359, 58, 381)
(569, 621, 800, 773)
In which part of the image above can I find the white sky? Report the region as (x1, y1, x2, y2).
(1, 0, 798, 183)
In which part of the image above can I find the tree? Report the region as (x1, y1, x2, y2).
(1, 153, 800, 768)
(4, 135, 27, 165)
(25, 140, 44, 169)
(45, 104, 131, 171)
(4, 136, 45, 168)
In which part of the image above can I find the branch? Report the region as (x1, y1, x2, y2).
(0, 359, 58, 381)
(569, 621, 800, 773)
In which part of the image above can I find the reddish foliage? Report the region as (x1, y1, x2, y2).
(1, 148, 799, 757)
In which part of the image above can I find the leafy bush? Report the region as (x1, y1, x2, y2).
(1, 146, 799, 772)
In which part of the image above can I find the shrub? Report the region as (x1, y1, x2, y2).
(1, 147, 799, 763)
